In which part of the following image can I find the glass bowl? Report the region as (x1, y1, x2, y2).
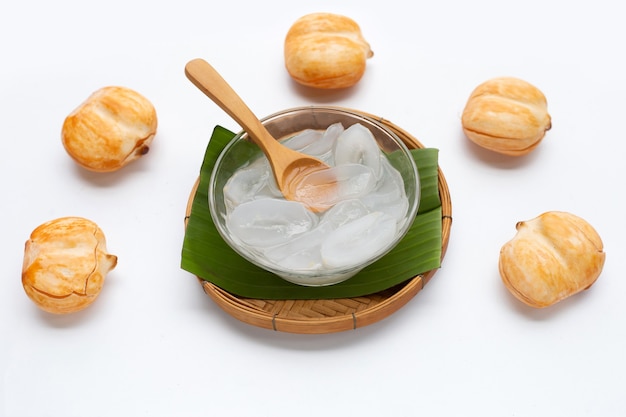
(208, 106, 420, 286)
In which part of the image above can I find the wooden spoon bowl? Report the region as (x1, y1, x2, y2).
(185, 58, 333, 212)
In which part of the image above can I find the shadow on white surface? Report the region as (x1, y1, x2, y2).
(26, 269, 122, 329)
(34, 306, 99, 329)
(190, 282, 427, 351)
(460, 129, 543, 170)
(499, 276, 596, 322)
(67, 152, 154, 188)
(285, 77, 364, 104)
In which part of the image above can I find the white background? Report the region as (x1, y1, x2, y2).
(1, 1, 625, 416)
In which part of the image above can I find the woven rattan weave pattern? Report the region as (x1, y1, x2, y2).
(185, 110, 452, 334)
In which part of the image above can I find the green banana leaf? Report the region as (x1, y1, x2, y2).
(181, 126, 442, 299)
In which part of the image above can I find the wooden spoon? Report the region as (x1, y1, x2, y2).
(185, 58, 334, 212)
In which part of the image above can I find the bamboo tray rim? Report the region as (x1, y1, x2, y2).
(184, 107, 452, 334)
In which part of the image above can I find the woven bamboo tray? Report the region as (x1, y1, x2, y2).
(184, 114, 452, 334)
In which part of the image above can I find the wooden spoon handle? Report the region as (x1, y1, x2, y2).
(184, 58, 278, 155)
